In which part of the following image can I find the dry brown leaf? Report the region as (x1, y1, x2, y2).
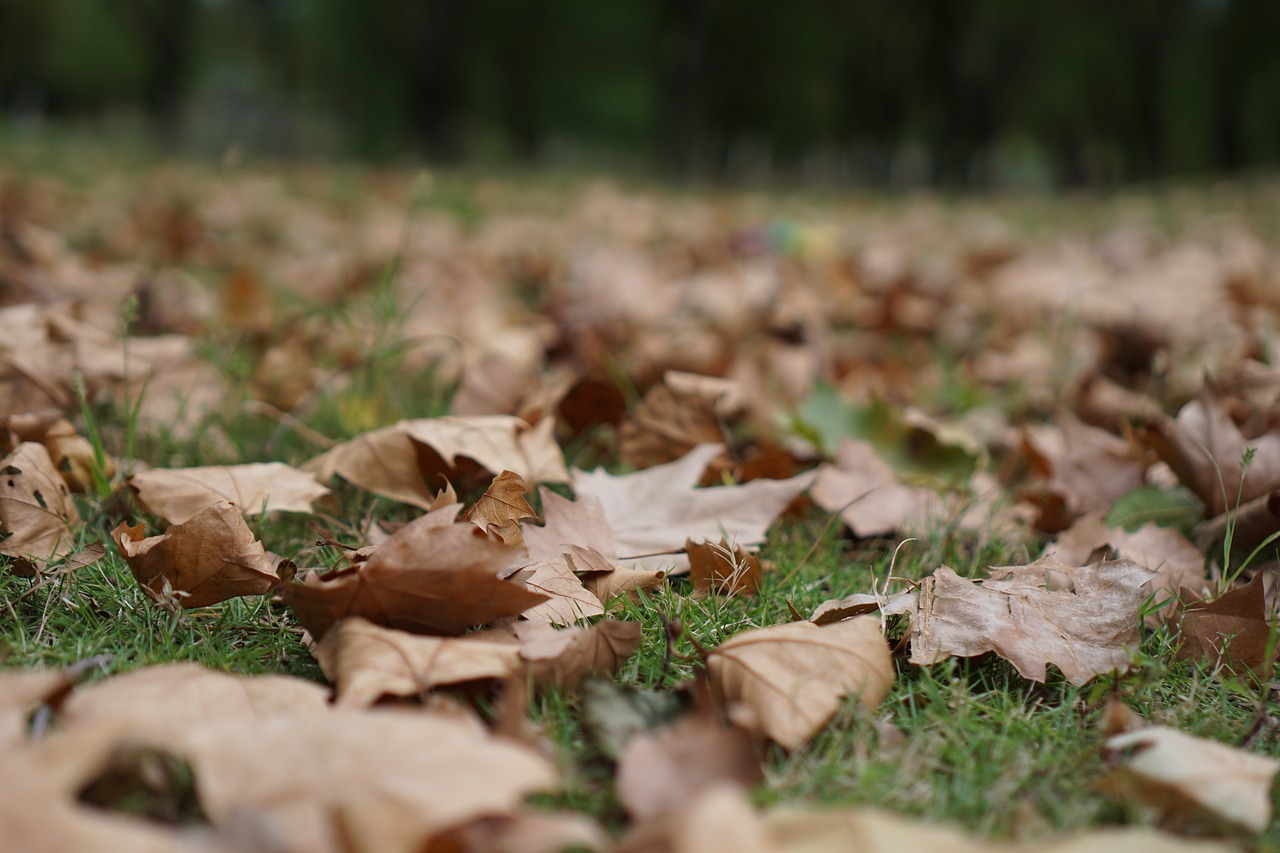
(305, 415, 568, 509)
(616, 681, 763, 821)
(809, 438, 935, 537)
(315, 617, 523, 708)
(0, 441, 81, 574)
(522, 487, 620, 561)
(1021, 414, 1146, 530)
(111, 501, 284, 608)
(687, 537, 762, 596)
(1175, 572, 1276, 675)
(1052, 512, 1209, 624)
(566, 544, 668, 604)
(463, 469, 538, 548)
(897, 558, 1155, 684)
(427, 810, 608, 853)
(280, 510, 544, 638)
(1103, 726, 1280, 834)
(707, 616, 895, 750)
(619, 373, 729, 469)
(515, 619, 643, 689)
(505, 555, 606, 624)
(573, 443, 815, 573)
(129, 462, 330, 525)
(617, 784, 771, 853)
(3, 415, 116, 493)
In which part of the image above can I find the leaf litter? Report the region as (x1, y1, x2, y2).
(2, 160, 1280, 849)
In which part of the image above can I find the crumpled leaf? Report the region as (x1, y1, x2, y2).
(619, 371, 732, 470)
(463, 469, 538, 548)
(567, 544, 668, 603)
(687, 537, 761, 596)
(1103, 726, 1280, 834)
(573, 443, 814, 572)
(515, 619, 642, 689)
(892, 558, 1156, 685)
(314, 617, 524, 708)
(111, 501, 285, 608)
(0, 441, 82, 574)
(129, 462, 331, 525)
(616, 680, 763, 821)
(1052, 512, 1209, 624)
(707, 616, 895, 750)
(1175, 572, 1277, 675)
(280, 506, 545, 637)
(1021, 413, 1146, 530)
(305, 415, 568, 509)
(504, 555, 606, 624)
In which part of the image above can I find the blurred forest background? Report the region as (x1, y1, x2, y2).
(2, 0, 1279, 188)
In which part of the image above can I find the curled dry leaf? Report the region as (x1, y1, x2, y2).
(505, 556, 606, 624)
(111, 501, 285, 608)
(428, 810, 608, 853)
(616, 680, 763, 821)
(315, 617, 523, 708)
(619, 372, 730, 470)
(129, 462, 330, 525)
(566, 544, 668, 603)
(1020, 413, 1146, 530)
(3, 415, 115, 493)
(1103, 726, 1280, 834)
(515, 619, 643, 689)
(573, 443, 815, 572)
(1174, 572, 1276, 675)
(707, 616, 895, 750)
(0, 441, 81, 575)
(304, 415, 568, 509)
(281, 509, 545, 638)
(463, 469, 538, 547)
(896, 558, 1155, 685)
(687, 537, 761, 596)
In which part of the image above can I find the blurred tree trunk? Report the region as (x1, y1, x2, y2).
(400, 0, 469, 162)
(658, 0, 709, 177)
(135, 0, 198, 141)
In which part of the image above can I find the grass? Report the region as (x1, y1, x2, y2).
(1, 146, 1278, 847)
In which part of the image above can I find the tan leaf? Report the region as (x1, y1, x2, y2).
(522, 487, 620, 561)
(0, 442, 81, 574)
(687, 537, 761, 596)
(304, 415, 568, 509)
(315, 617, 523, 708)
(516, 619, 642, 689)
(620, 373, 728, 469)
(1020, 413, 1146, 530)
(1052, 512, 1209, 624)
(1103, 726, 1280, 834)
(707, 616, 895, 750)
(110, 501, 283, 608)
(618, 784, 772, 853)
(505, 556, 607, 624)
(573, 443, 814, 572)
(1174, 572, 1276, 675)
(616, 681, 763, 820)
(280, 511, 544, 637)
(428, 810, 608, 853)
(900, 558, 1155, 684)
(463, 470, 538, 548)
(129, 462, 330, 524)
(566, 544, 668, 604)
(810, 438, 935, 537)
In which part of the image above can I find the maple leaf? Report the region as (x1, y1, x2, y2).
(463, 469, 538, 547)
(280, 508, 545, 637)
(707, 616, 895, 750)
(503, 555, 605, 624)
(315, 617, 523, 708)
(129, 462, 330, 524)
(111, 501, 286, 608)
(566, 544, 667, 603)
(572, 444, 814, 572)
(888, 557, 1156, 684)
(1103, 726, 1280, 834)
(0, 442, 82, 575)
(304, 415, 568, 509)
(515, 619, 642, 689)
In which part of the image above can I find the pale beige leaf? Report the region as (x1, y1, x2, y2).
(130, 462, 330, 524)
(810, 438, 934, 537)
(0, 442, 81, 573)
(506, 556, 606, 624)
(111, 501, 284, 608)
(516, 619, 642, 689)
(566, 544, 668, 603)
(707, 616, 895, 750)
(1104, 726, 1280, 834)
(573, 443, 814, 572)
(522, 487, 620, 562)
(315, 617, 522, 708)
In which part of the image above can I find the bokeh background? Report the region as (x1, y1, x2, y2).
(2, 0, 1279, 187)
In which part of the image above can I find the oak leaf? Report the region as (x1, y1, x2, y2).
(111, 501, 285, 608)
(129, 462, 330, 524)
(707, 616, 895, 750)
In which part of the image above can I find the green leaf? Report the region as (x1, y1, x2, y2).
(1104, 485, 1203, 534)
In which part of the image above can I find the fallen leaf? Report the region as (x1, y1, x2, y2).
(1021, 413, 1146, 530)
(427, 810, 608, 853)
(809, 437, 937, 537)
(281, 509, 544, 637)
(504, 555, 606, 624)
(896, 558, 1155, 685)
(463, 469, 538, 547)
(0, 441, 82, 574)
(522, 487, 620, 562)
(1175, 572, 1277, 675)
(573, 443, 814, 572)
(618, 783, 772, 853)
(687, 537, 762, 596)
(314, 617, 524, 708)
(707, 616, 895, 750)
(1103, 726, 1280, 834)
(619, 372, 729, 469)
(616, 680, 763, 820)
(305, 415, 568, 509)
(567, 544, 668, 603)
(129, 462, 330, 524)
(110, 501, 284, 608)
(516, 619, 643, 689)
